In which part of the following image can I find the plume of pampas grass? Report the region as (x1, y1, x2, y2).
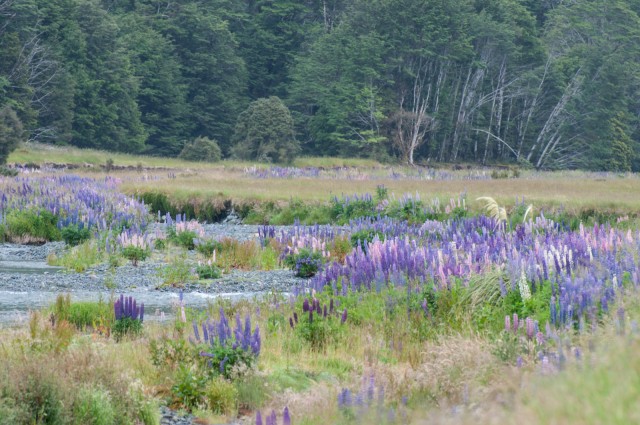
(476, 197, 507, 222)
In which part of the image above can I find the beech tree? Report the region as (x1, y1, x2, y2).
(231, 96, 299, 164)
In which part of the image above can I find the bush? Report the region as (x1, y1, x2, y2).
(48, 240, 103, 272)
(74, 387, 116, 425)
(121, 245, 150, 266)
(179, 136, 222, 162)
(171, 365, 207, 411)
(205, 377, 238, 415)
(51, 295, 113, 330)
(158, 255, 197, 287)
(112, 295, 144, 340)
(3, 209, 60, 243)
(174, 230, 198, 250)
(290, 297, 347, 351)
(0, 166, 18, 176)
(231, 96, 300, 164)
(283, 248, 323, 278)
(61, 224, 92, 246)
(196, 263, 222, 280)
(349, 229, 385, 250)
(193, 309, 261, 379)
(195, 239, 222, 257)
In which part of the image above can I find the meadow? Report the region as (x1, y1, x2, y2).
(1, 145, 640, 424)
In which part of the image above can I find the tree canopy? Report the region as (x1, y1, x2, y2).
(0, 0, 638, 170)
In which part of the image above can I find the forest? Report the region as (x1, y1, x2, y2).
(1, 0, 639, 170)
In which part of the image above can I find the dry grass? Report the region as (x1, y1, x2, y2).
(116, 170, 640, 214)
(10, 143, 640, 213)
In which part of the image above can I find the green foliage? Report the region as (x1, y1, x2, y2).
(199, 343, 257, 380)
(231, 96, 300, 164)
(179, 137, 222, 162)
(204, 377, 238, 415)
(195, 239, 222, 257)
(171, 365, 207, 411)
(49, 240, 103, 272)
(608, 114, 634, 172)
(173, 230, 197, 250)
(112, 317, 143, 341)
(330, 197, 376, 223)
(73, 387, 116, 425)
(2, 0, 638, 169)
(158, 255, 197, 287)
(196, 263, 222, 280)
(283, 248, 324, 278)
(61, 224, 91, 246)
(350, 229, 385, 250)
(0, 166, 18, 176)
(52, 295, 113, 330)
(0, 106, 23, 165)
(121, 246, 150, 266)
(3, 209, 60, 243)
(149, 336, 193, 371)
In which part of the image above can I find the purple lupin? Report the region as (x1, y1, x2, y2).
(283, 407, 291, 425)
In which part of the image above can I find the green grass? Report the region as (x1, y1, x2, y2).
(48, 240, 103, 272)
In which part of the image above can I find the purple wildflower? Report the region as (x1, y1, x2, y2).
(283, 407, 291, 425)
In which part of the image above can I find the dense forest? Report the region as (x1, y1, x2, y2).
(1, 0, 639, 170)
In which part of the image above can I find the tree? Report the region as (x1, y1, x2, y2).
(161, 4, 248, 153)
(179, 136, 222, 163)
(231, 96, 299, 163)
(0, 105, 23, 164)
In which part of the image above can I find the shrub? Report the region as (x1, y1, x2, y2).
(195, 239, 222, 257)
(52, 294, 113, 330)
(74, 387, 116, 425)
(3, 209, 60, 243)
(112, 295, 144, 340)
(117, 231, 151, 266)
(179, 136, 222, 162)
(205, 377, 238, 415)
(196, 262, 222, 279)
(158, 255, 197, 287)
(192, 309, 261, 379)
(349, 229, 385, 250)
(61, 224, 92, 246)
(290, 297, 347, 351)
(174, 230, 197, 250)
(0, 166, 18, 176)
(122, 246, 150, 266)
(50, 240, 103, 272)
(215, 238, 261, 271)
(231, 96, 300, 164)
(283, 248, 323, 278)
(171, 365, 207, 411)
(150, 336, 192, 370)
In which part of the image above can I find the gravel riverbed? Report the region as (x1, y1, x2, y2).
(0, 224, 311, 425)
(0, 224, 308, 294)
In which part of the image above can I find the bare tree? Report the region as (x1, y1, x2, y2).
(527, 68, 583, 169)
(391, 60, 442, 165)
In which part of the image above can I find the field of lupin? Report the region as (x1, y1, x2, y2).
(1, 159, 639, 424)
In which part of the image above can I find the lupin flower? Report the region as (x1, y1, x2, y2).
(283, 407, 291, 425)
(114, 294, 144, 322)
